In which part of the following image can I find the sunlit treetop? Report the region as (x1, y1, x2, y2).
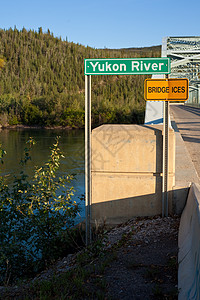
(0, 58, 5, 69)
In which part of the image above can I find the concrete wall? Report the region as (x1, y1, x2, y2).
(178, 183, 200, 300)
(91, 124, 175, 226)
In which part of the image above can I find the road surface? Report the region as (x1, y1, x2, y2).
(170, 105, 200, 179)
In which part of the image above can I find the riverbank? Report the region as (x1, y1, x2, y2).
(0, 215, 179, 299)
(0, 124, 74, 130)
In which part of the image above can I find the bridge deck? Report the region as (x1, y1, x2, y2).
(170, 105, 200, 182)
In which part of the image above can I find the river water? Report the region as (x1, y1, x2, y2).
(0, 128, 85, 222)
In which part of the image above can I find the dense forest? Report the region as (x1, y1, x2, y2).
(0, 27, 161, 127)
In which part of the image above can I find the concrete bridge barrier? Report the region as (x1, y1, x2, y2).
(178, 183, 200, 300)
(91, 124, 175, 226)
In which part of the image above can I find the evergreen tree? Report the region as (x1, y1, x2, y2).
(0, 27, 161, 127)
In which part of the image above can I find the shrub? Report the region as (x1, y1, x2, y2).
(0, 137, 80, 284)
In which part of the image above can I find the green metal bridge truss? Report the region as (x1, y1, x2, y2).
(162, 36, 200, 105)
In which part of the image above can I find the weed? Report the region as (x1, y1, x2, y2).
(145, 265, 160, 280)
(167, 256, 177, 269)
(152, 283, 164, 298)
(114, 231, 133, 249)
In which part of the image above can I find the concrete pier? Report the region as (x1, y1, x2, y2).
(91, 124, 175, 226)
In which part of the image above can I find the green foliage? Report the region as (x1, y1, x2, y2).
(0, 57, 5, 69)
(22, 238, 109, 299)
(0, 28, 161, 127)
(0, 137, 80, 284)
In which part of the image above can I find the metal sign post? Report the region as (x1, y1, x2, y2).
(84, 57, 173, 245)
(144, 75, 189, 217)
(85, 75, 92, 245)
(162, 75, 169, 217)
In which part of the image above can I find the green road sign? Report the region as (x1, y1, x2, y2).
(84, 58, 170, 75)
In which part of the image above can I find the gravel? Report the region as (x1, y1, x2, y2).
(0, 215, 180, 299)
(103, 215, 179, 299)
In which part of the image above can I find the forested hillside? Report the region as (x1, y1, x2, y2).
(0, 27, 161, 127)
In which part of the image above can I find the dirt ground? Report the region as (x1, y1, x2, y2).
(102, 216, 179, 300)
(0, 215, 179, 299)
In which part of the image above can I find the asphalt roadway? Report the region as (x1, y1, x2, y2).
(170, 104, 200, 180)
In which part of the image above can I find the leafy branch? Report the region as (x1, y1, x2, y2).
(0, 137, 80, 284)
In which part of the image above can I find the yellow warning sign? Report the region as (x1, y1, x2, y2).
(144, 78, 189, 101)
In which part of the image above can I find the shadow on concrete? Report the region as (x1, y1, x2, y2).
(174, 127, 200, 131)
(171, 121, 179, 132)
(182, 135, 200, 144)
(91, 185, 189, 227)
(176, 122, 200, 125)
(177, 105, 200, 117)
(91, 123, 187, 228)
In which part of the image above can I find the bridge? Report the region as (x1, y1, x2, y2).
(171, 104, 200, 179)
(146, 37, 200, 300)
(150, 37, 200, 299)
(169, 104, 200, 300)
(89, 37, 200, 299)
